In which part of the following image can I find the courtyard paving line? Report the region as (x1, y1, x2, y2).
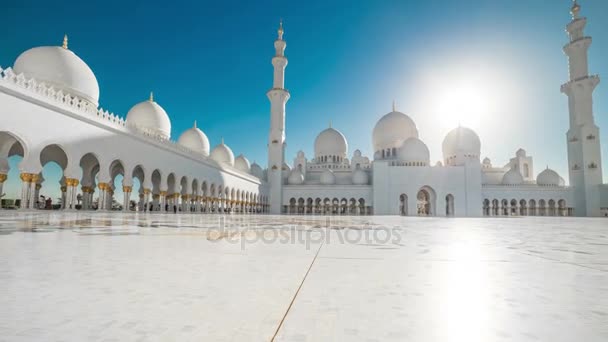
(519, 251, 608, 272)
(271, 236, 326, 341)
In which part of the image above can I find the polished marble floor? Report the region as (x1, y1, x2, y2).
(0, 211, 607, 341)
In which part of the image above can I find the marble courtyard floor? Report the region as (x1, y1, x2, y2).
(0, 212, 607, 341)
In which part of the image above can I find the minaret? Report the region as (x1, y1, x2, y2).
(267, 20, 290, 214)
(560, 1, 603, 216)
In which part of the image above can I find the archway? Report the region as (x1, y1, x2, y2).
(416, 186, 436, 216)
(399, 194, 408, 216)
(79, 153, 100, 210)
(0, 132, 28, 209)
(151, 169, 162, 211)
(39, 144, 69, 209)
(445, 194, 454, 216)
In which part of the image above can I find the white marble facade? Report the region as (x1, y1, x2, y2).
(0, 2, 606, 217)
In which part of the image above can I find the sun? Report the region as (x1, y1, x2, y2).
(433, 80, 489, 130)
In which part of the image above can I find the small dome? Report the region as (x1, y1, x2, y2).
(234, 154, 251, 173)
(537, 167, 562, 186)
(288, 169, 305, 185)
(442, 126, 481, 164)
(177, 121, 209, 155)
(320, 169, 336, 185)
(516, 148, 526, 158)
(314, 127, 348, 160)
(126, 94, 172, 139)
(397, 137, 430, 165)
(14, 44, 100, 105)
(210, 140, 235, 166)
(372, 110, 418, 156)
(351, 168, 368, 185)
(502, 168, 524, 185)
(250, 162, 264, 179)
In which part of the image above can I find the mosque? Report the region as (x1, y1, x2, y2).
(0, 2, 606, 217)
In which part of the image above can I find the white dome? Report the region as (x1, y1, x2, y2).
(235, 154, 251, 173)
(372, 110, 418, 155)
(537, 167, 562, 186)
(14, 45, 99, 105)
(502, 168, 524, 185)
(126, 95, 172, 139)
(250, 162, 264, 179)
(314, 127, 348, 159)
(516, 148, 526, 158)
(177, 121, 209, 156)
(210, 140, 235, 166)
(288, 169, 305, 185)
(397, 137, 430, 165)
(442, 126, 481, 163)
(320, 169, 336, 185)
(482, 157, 492, 167)
(351, 168, 368, 185)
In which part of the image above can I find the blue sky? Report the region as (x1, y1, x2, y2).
(1, 0, 608, 201)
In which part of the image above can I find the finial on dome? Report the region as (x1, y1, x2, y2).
(62, 34, 68, 49)
(329, 120, 332, 128)
(278, 19, 284, 40)
(221, 137, 224, 144)
(193, 120, 197, 128)
(149, 91, 154, 102)
(571, 0, 581, 19)
(392, 100, 396, 112)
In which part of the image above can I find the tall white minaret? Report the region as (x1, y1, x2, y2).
(561, 1, 603, 216)
(267, 20, 290, 214)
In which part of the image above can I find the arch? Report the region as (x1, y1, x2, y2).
(501, 199, 509, 216)
(358, 198, 366, 215)
(492, 199, 499, 216)
(529, 199, 537, 216)
(78, 152, 100, 210)
(399, 193, 408, 216)
(445, 194, 455, 216)
(0, 131, 29, 161)
(538, 199, 546, 216)
(519, 199, 527, 216)
(416, 186, 436, 216)
(548, 199, 556, 216)
(558, 199, 567, 216)
(510, 199, 518, 216)
(483, 199, 490, 216)
(289, 197, 296, 214)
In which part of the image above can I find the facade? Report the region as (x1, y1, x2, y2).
(0, 2, 606, 217)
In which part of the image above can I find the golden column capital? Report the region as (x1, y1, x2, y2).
(19, 173, 33, 182)
(122, 186, 132, 193)
(60, 186, 67, 193)
(35, 183, 42, 190)
(0, 174, 7, 183)
(65, 178, 79, 187)
(97, 182, 110, 191)
(152, 194, 160, 200)
(143, 188, 151, 195)
(160, 191, 168, 196)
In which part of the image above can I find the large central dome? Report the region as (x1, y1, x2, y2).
(314, 127, 348, 160)
(14, 43, 99, 106)
(372, 110, 418, 156)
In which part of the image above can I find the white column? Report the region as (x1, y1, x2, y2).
(122, 186, 132, 212)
